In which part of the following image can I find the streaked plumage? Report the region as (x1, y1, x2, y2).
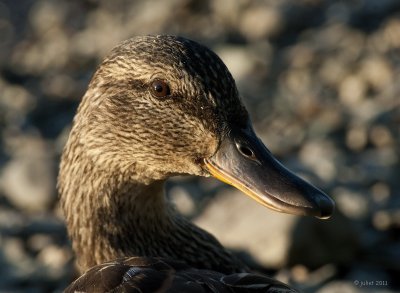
(60, 35, 334, 292)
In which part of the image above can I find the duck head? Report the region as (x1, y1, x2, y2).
(77, 35, 334, 219)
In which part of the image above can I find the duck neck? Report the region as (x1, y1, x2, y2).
(59, 146, 244, 274)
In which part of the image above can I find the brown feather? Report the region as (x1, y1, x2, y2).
(65, 257, 296, 293)
(59, 35, 298, 292)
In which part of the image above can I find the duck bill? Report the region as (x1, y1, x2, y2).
(204, 125, 335, 219)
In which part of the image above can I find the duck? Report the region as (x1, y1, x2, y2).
(59, 35, 335, 292)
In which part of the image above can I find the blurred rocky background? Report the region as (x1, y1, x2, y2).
(0, 0, 399, 292)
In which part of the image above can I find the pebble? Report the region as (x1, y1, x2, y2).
(169, 186, 196, 216)
(299, 139, 338, 182)
(333, 187, 369, 219)
(37, 244, 71, 271)
(0, 135, 56, 213)
(339, 74, 367, 106)
(346, 124, 368, 151)
(370, 182, 391, 204)
(239, 5, 282, 40)
(360, 56, 393, 91)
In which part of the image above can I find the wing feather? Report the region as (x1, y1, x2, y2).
(65, 257, 298, 293)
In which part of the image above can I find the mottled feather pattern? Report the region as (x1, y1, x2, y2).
(59, 35, 297, 292)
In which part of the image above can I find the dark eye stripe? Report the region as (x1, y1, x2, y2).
(150, 80, 170, 98)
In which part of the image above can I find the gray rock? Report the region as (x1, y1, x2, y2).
(195, 188, 298, 268)
(287, 210, 360, 269)
(0, 135, 56, 213)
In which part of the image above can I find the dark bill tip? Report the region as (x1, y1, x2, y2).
(314, 193, 335, 219)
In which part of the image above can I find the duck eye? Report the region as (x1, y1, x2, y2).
(151, 80, 170, 98)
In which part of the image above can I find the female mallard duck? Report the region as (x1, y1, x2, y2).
(59, 35, 334, 292)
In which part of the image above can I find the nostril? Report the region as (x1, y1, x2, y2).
(238, 145, 255, 158)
